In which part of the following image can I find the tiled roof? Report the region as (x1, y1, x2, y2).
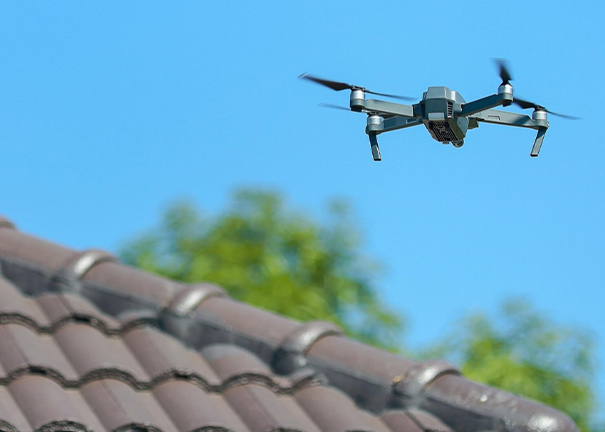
(0, 215, 578, 432)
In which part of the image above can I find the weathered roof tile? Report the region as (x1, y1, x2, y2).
(0, 276, 51, 328)
(123, 327, 221, 386)
(0, 216, 579, 432)
(0, 385, 30, 432)
(8, 376, 103, 432)
(0, 324, 79, 383)
(295, 386, 388, 432)
(81, 380, 177, 432)
(153, 380, 250, 432)
(223, 385, 320, 432)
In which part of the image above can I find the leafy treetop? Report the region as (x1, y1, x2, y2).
(119, 189, 404, 350)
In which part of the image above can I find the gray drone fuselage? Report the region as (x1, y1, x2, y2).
(358, 83, 549, 160)
(418, 87, 468, 147)
(299, 66, 573, 160)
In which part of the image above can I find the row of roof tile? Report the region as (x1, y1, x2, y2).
(0, 215, 578, 432)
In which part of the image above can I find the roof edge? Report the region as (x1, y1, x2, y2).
(0, 217, 582, 432)
(0, 215, 16, 230)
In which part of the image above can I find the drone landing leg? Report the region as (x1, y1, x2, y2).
(531, 127, 547, 157)
(369, 133, 381, 161)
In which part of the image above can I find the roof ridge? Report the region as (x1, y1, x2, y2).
(0, 215, 580, 432)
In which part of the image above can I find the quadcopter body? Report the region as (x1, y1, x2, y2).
(301, 62, 576, 160)
(407, 86, 471, 148)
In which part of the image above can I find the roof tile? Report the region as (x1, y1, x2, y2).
(0, 385, 30, 432)
(0, 324, 79, 383)
(195, 297, 301, 362)
(381, 409, 453, 432)
(223, 385, 320, 432)
(83, 262, 183, 311)
(308, 335, 416, 385)
(422, 374, 578, 432)
(38, 293, 122, 332)
(380, 411, 424, 432)
(406, 409, 453, 432)
(53, 323, 150, 384)
(123, 327, 221, 386)
(295, 386, 389, 432)
(80, 380, 177, 432)
(0, 276, 51, 329)
(8, 376, 103, 432)
(0, 230, 73, 276)
(153, 380, 250, 432)
(306, 335, 417, 412)
(0, 218, 580, 432)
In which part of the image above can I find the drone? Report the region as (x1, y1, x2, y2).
(299, 61, 578, 160)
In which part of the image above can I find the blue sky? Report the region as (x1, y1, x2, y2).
(1, 1, 603, 422)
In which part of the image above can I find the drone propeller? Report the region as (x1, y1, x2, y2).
(494, 58, 513, 85)
(318, 103, 353, 112)
(299, 73, 416, 101)
(513, 97, 581, 120)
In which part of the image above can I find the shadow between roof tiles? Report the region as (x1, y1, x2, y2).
(31, 420, 93, 432)
(0, 338, 321, 397)
(0, 311, 156, 337)
(0, 319, 321, 396)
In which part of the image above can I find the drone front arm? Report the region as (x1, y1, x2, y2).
(460, 90, 514, 117)
(358, 99, 415, 118)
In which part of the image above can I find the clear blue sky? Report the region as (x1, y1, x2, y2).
(1, 1, 603, 422)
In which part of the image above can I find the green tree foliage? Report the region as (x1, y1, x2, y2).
(121, 189, 598, 431)
(119, 189, 404, 349)
(426, 299, 595, 432)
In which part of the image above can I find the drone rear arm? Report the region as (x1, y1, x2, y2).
(367, 116, 423, 134)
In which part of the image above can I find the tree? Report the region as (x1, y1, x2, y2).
(120, 189, 598, 431)
(119, 189, 404, 350)
(425, 299, 596, 432)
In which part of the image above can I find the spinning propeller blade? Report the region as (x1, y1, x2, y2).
(492, 60, 580, 119)
(494, 58, 513, 85)
(513, 97, 581, 120)
(299, 73, 415, 101)
(318, 103, 352, 112)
